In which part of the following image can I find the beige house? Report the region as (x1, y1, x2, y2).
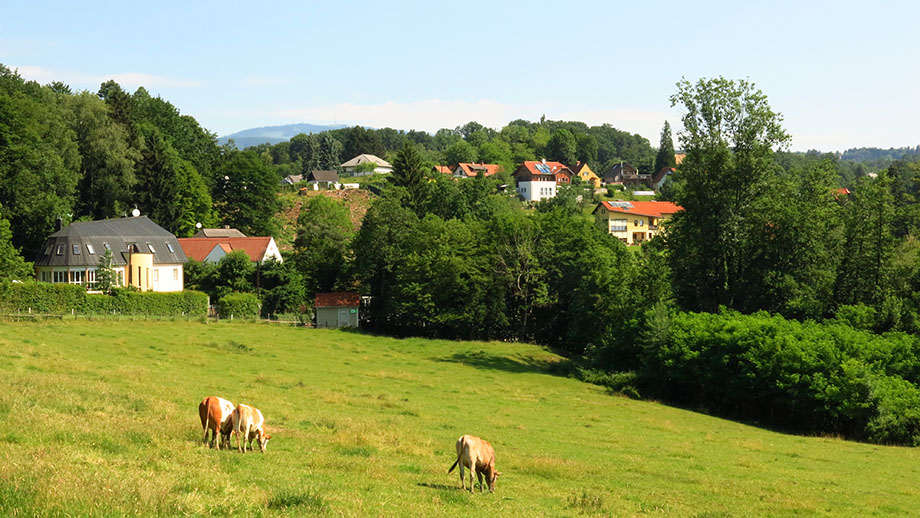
(34, 215, 186, 292)
(593, 200, 683, 245)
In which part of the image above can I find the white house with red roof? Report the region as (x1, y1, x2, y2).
(453, 162, 503, 179)
(513, 159, 574, 201)
(592, 200, 682, 244)
(177, 236, 283, 264)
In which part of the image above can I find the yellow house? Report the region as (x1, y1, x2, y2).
(572, 161, 601, 188)
(592, 200, 683, 244)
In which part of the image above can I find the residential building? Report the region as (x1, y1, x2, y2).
(602, 162, 651, 187)
(281, 174, 304, 185)
(514, 159, 573, 201)
(178, 236, 283, 264)
(592, 200, 683, 245)
(453, 162, 503, 179)
(193, 227, 246, 238)
(340, 154, 393, 175)
(34, 215, 186, 292)
(572, 161, 601, 188)
(652, 167, 675, 191)
(433, 165, 453, 175)
(307, 169, 339, 188)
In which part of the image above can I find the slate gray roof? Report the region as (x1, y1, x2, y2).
(34, 216, 187, 268)
(193, 227, 247, 238)
(308, 170, 339, 182)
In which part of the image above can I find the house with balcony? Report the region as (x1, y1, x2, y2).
(593, 200, 682, 244)
(514, 159, 574, 201)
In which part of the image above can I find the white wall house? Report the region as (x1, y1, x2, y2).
(516, 179, 557, 202)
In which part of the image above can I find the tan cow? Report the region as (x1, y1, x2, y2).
(231, 403, 272, 453)
(448, 434, 501, 492)
(198, 396, 235, 450)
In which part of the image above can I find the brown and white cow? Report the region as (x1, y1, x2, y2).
(198, 396, 235, 450)
(447, 434, 501, 493)
(231, 403, 272, 453)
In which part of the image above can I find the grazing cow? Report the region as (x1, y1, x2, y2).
(198, 396, 235, 450)
(232, 403, 272, 453)
(447, 434, 501, 493)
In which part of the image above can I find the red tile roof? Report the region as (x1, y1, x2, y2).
(597, 200, 683, 218)
(315, 292, 360, 307)
(520, 160, 571, 176)
(456, 162, 503, 177)
(434, 165, 453, 175)
(178, 237, 274, 262)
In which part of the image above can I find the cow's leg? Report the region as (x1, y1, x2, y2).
(458, 461, 465, 490)
(468, 467, 474, 493)
(476, 470, 483, 492)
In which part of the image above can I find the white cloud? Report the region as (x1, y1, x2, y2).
(10, 65, 201, 89)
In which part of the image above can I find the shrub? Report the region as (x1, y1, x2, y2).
(216, 292, 260, 319)
(0, 281, 208, 317)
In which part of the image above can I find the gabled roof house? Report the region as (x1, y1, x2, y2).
(513, 160, 574, 201)
(340, 154, 393, 176)
(593, 200, 683, 245)
(178, 236, 283, 264)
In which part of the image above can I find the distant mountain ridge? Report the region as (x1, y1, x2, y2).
(218, 123, 348, 148)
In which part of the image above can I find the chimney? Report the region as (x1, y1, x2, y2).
(542, 158, 546, 164)
(56, 217, 63, 231)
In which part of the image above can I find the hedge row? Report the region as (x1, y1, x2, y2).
(215, 292, 261, 319)
(639, 309, 920, 445)
(0, 281, 208, 317)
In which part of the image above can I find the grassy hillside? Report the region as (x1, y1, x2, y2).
(1, 321, 918, 517)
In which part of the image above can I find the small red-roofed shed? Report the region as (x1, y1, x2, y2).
(315, 292, 360, 328)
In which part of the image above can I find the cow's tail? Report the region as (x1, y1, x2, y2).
(448, 459, 459, 474)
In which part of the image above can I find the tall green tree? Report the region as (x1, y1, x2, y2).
(0, 67, 80, 253)
(546, 129, 577, 165)
(0, 209, 33, 282)
(67, 91, 139, 220)
(390, 142, 428, 214)
(294, 195, 353, 296)
(834, 174, 895, 308)
(666, 77, 790, 312)
(212, 148, 281, 236)
(653, 120, 676, 173)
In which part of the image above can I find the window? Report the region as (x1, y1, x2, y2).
(173, 268, 178, 281)
(147, 243, 156, 253)
(87, 270, 96, 286)
(127, 243, 138, 253)
(166, 242, 174, 253)
(153, 269, 159, 282)
(56, 245, 64, 256)
(103, 242, 110, 250)
(72, 244, 81, 255)
(87, 244, 95, 254)
(53, 271, 67, 283)
(41, 271, 51, 282)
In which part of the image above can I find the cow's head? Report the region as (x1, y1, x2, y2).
(258, 432, 272, 453)
(487, 468, 501, 492)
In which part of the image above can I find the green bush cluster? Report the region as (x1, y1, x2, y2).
(0, 281, 208, 317)
(638, 309, 920, 444)
(215, 292, 261, 319)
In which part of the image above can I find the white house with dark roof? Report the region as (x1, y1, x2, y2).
(34, 215, 186, 292)
(340, 154, 392, 175)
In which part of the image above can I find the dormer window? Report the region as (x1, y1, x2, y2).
(56, 245, 64, 255)
(72, 244, 81, 255)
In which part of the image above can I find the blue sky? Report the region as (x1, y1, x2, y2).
(4, 0, 919, 151)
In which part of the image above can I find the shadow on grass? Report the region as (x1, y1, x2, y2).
(418, 482, 461, 491)
(436, 349, 567, 376)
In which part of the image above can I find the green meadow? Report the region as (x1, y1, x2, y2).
(1, 320, 918, 517)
